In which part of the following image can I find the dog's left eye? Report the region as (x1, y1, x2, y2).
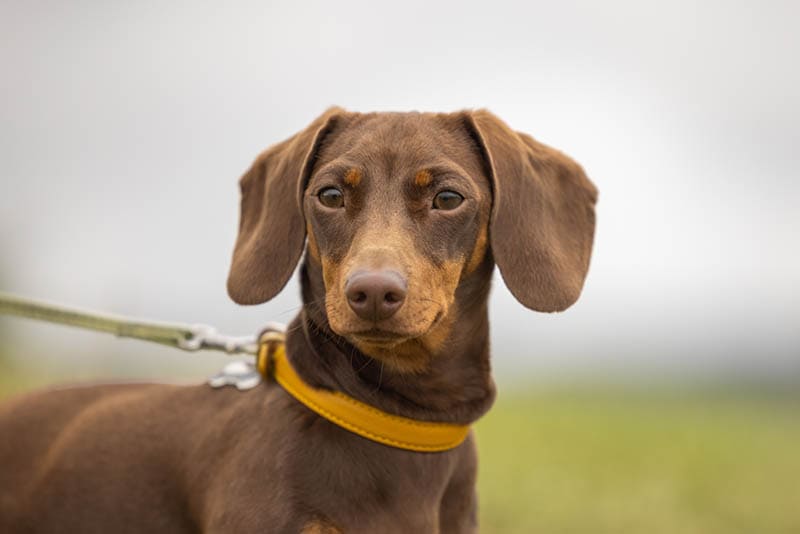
(432, 190, 464, 210)
(318, 187, 344, 208)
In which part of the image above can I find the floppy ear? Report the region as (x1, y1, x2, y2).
(466, 110, 598, 312)
(227, 107, 343, 305)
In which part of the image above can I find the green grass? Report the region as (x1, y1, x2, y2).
(476, 386, 800, 533)
(2, 372, 798, 533)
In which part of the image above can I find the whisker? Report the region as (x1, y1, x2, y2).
(373, 361, 385, 395)
(356, 354, 375, 373)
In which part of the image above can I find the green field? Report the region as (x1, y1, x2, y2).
(476, 387, 800, 533)
(2, 372, 798, 533)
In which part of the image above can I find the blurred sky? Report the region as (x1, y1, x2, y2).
(1, 1, 798, 383)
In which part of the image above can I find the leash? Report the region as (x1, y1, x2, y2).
(0, 291, 470, 452)
(0, 291, 277, 391)
(0, 292, 262, 355)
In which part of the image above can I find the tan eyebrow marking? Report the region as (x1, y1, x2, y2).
(414, 169, 432, 187)
(344, 168, 362, 187)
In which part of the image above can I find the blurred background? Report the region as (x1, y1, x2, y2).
(1, 1, 798, 532)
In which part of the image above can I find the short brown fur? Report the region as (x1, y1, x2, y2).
(0, 108, 596, 533)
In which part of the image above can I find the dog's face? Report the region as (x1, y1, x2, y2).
(227, 108, 597, 372)
(302, 114, 492, 369)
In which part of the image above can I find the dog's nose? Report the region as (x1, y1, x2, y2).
(345, 270, 407, 321)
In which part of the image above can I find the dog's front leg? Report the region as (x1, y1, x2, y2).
(437, 434, 479, 534)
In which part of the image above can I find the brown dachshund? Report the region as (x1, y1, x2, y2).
(0, 109, 596, 533)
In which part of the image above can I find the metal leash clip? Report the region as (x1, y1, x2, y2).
(179, 324, 258, 355)
(207, 322, 286, 391)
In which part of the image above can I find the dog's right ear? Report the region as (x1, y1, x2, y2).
(227, 107, 343, 305)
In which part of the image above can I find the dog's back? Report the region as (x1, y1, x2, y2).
(0, 384, 236, 533)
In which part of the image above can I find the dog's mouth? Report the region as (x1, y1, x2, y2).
(349, 328, 408, 347)
(345, 311, 445, 347)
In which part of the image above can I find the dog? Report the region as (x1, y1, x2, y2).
(0, 108, 597, 533)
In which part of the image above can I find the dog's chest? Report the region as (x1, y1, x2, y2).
(203, 388, 473, 532)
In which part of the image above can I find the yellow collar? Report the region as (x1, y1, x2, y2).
(256, 333, 470, 453)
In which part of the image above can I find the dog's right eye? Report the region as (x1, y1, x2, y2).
(318, 187, 344, 208)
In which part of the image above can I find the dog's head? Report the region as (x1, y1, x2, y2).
(228, 108, 597, 371)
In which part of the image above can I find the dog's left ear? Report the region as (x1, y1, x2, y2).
(227, 107, 343, 305)
(465, 110, 598, 312)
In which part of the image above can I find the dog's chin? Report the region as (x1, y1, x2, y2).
(326, 302, 446, 367)
(328, 311, 446, 373)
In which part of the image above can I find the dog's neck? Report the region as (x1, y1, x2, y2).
(283, 259, 496, 425)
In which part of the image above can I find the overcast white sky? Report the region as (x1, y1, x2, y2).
(1, 1, 798, 383)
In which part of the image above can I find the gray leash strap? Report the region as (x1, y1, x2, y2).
(0, 292, 259, 356)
